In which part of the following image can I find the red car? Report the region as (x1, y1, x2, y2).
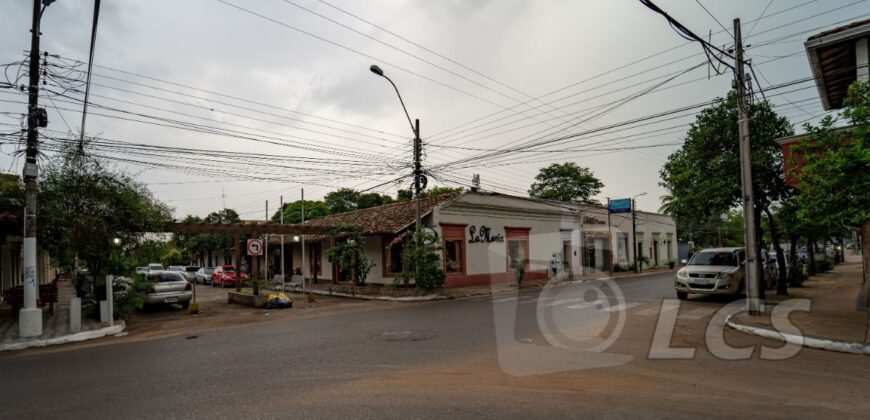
(211, 265, 248, 288)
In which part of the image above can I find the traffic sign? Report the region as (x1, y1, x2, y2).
(247, 239, 264, 256)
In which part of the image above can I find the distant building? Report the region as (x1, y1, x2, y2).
(264, 190, 676, 287)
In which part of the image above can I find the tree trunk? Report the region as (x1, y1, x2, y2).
(788, 234, 801, 287)
(763, 207, 788, 295)
(807, 238, 816, 276)
(754, 204, 765, 301)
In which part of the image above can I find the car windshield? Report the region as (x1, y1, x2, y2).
(154, 272, 185, 282)
(689, 251, 738, 266)
(186, 267, 199, 272)
(149, 264, 163, 270)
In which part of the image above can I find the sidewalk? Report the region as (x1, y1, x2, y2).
(0, 279, 126, 352)
(728, 254, 870, 354)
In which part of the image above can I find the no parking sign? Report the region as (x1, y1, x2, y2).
(247, 239, 264, 256)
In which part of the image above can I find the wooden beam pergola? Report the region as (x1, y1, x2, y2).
(167, 221, 331, 236)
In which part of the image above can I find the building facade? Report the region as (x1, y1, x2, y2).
(261, 191, 676, 288)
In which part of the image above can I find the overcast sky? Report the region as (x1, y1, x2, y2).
(0, 0, 864, 219)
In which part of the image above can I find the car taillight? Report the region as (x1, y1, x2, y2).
(185, 283, 192, 291)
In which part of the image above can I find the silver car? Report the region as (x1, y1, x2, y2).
(194, 267, 215, 285)
(144, 271, 193, 309)
(675, 247, 745, 300)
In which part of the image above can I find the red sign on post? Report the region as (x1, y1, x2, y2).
(247, 239, 263, 256)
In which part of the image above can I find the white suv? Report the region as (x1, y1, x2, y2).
(675, 247, 745, 300)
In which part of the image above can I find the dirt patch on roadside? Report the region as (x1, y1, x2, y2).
(12, 288, 393, 356)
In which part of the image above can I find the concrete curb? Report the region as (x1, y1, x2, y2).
(0, 321, 126, 352)
(724, 313, 870, 356)
(298, 289, 447, 302)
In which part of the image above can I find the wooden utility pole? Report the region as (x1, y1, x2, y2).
(734, 18, 762, 315)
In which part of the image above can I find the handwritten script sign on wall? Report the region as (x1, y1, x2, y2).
(468, 225, 505, 243)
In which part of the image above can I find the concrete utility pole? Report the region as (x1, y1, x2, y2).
(733, 18, 762, 315)
(632, 199, 638, 274)
(607, 198, 613, 277)
(301, 188, 306, 294)
(280, 195, 284, 279)
(19, 0, 48, 338)
(264, 200, 268, 281)
(370, 64, 426, 284)
(413, 119, 422, 284)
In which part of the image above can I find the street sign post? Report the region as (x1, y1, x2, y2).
(247, 239, 263, 256)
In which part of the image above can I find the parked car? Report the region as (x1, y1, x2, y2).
(167, 265, 197, 283)
(674, 247, 745, 300)
(211, 265, 247, 288)
(184, 266, 200, 282)
(148, 263, 164, 273)
(761, 249, 778, 290)
(195, 267, 215, 284)
(143, 271, 192, 309)
(135, 266, 149, 275)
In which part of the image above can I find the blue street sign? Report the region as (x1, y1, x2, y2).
(609, 198, 632, 214)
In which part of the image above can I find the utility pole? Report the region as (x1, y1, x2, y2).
(413, 119, 422, 284)
(264, 200, 268, 281)
(301, 188, 306, 294)
(632, 199, 639, 274)
(280, 195, 284, 280)
(607, 198, 613, 277)
(734, 18, 762, 315)
(19, 0, 46, 338)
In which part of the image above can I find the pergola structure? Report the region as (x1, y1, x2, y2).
(168, 221, 339, 294)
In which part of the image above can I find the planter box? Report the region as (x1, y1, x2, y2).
(227, 292, 269, 308)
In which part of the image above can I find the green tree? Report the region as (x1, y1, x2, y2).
(396, 189, 413, 202)
(38, 147, 171, 282)
(324, 188, 361, 214)
(660, 92, 794, 295)
(423, 186, 463, 198)
(325, 225, 374, 285)
(271, 200, 331, 224)
(528, 162, 603, 203)
(357, 192, 394, 209)
(794, 80, 870, 237)
(396, 230, 445, 289)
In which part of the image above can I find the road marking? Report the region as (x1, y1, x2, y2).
(604, 302, 642, 312)
(565, 299, 607, 310)
(634, 303, 677, 317)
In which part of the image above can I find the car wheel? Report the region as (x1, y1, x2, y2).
(676, 291, 687, 300)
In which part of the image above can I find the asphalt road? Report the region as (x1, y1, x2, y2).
(1, 271, 868, 419)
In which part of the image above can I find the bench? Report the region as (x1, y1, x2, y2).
(271, 274, 285, 291)
(287, 275, 304, 291)
(3, 281, 59, 319)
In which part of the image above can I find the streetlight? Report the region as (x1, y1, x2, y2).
(370, 64, 424, 284)
(632, 192, 647, 273)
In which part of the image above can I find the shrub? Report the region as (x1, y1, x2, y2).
(787, 263, 807, 286)
(114, 276, 153, 320)
(816, 259, 833, 273)
(668, 260, 676, 269)
(397, 230, 445, 289)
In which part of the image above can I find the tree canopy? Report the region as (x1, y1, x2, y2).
(38, 148, 171, 276)
(659, 92, 793, 241)
(793, 80, 870, 232)
(528, 162, 603, 203)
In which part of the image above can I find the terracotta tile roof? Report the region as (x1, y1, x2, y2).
(807, 18, 870, 41)
(301, 192, 461, 235)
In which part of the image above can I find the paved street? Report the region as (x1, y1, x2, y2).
(1, 271, 868, 419)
